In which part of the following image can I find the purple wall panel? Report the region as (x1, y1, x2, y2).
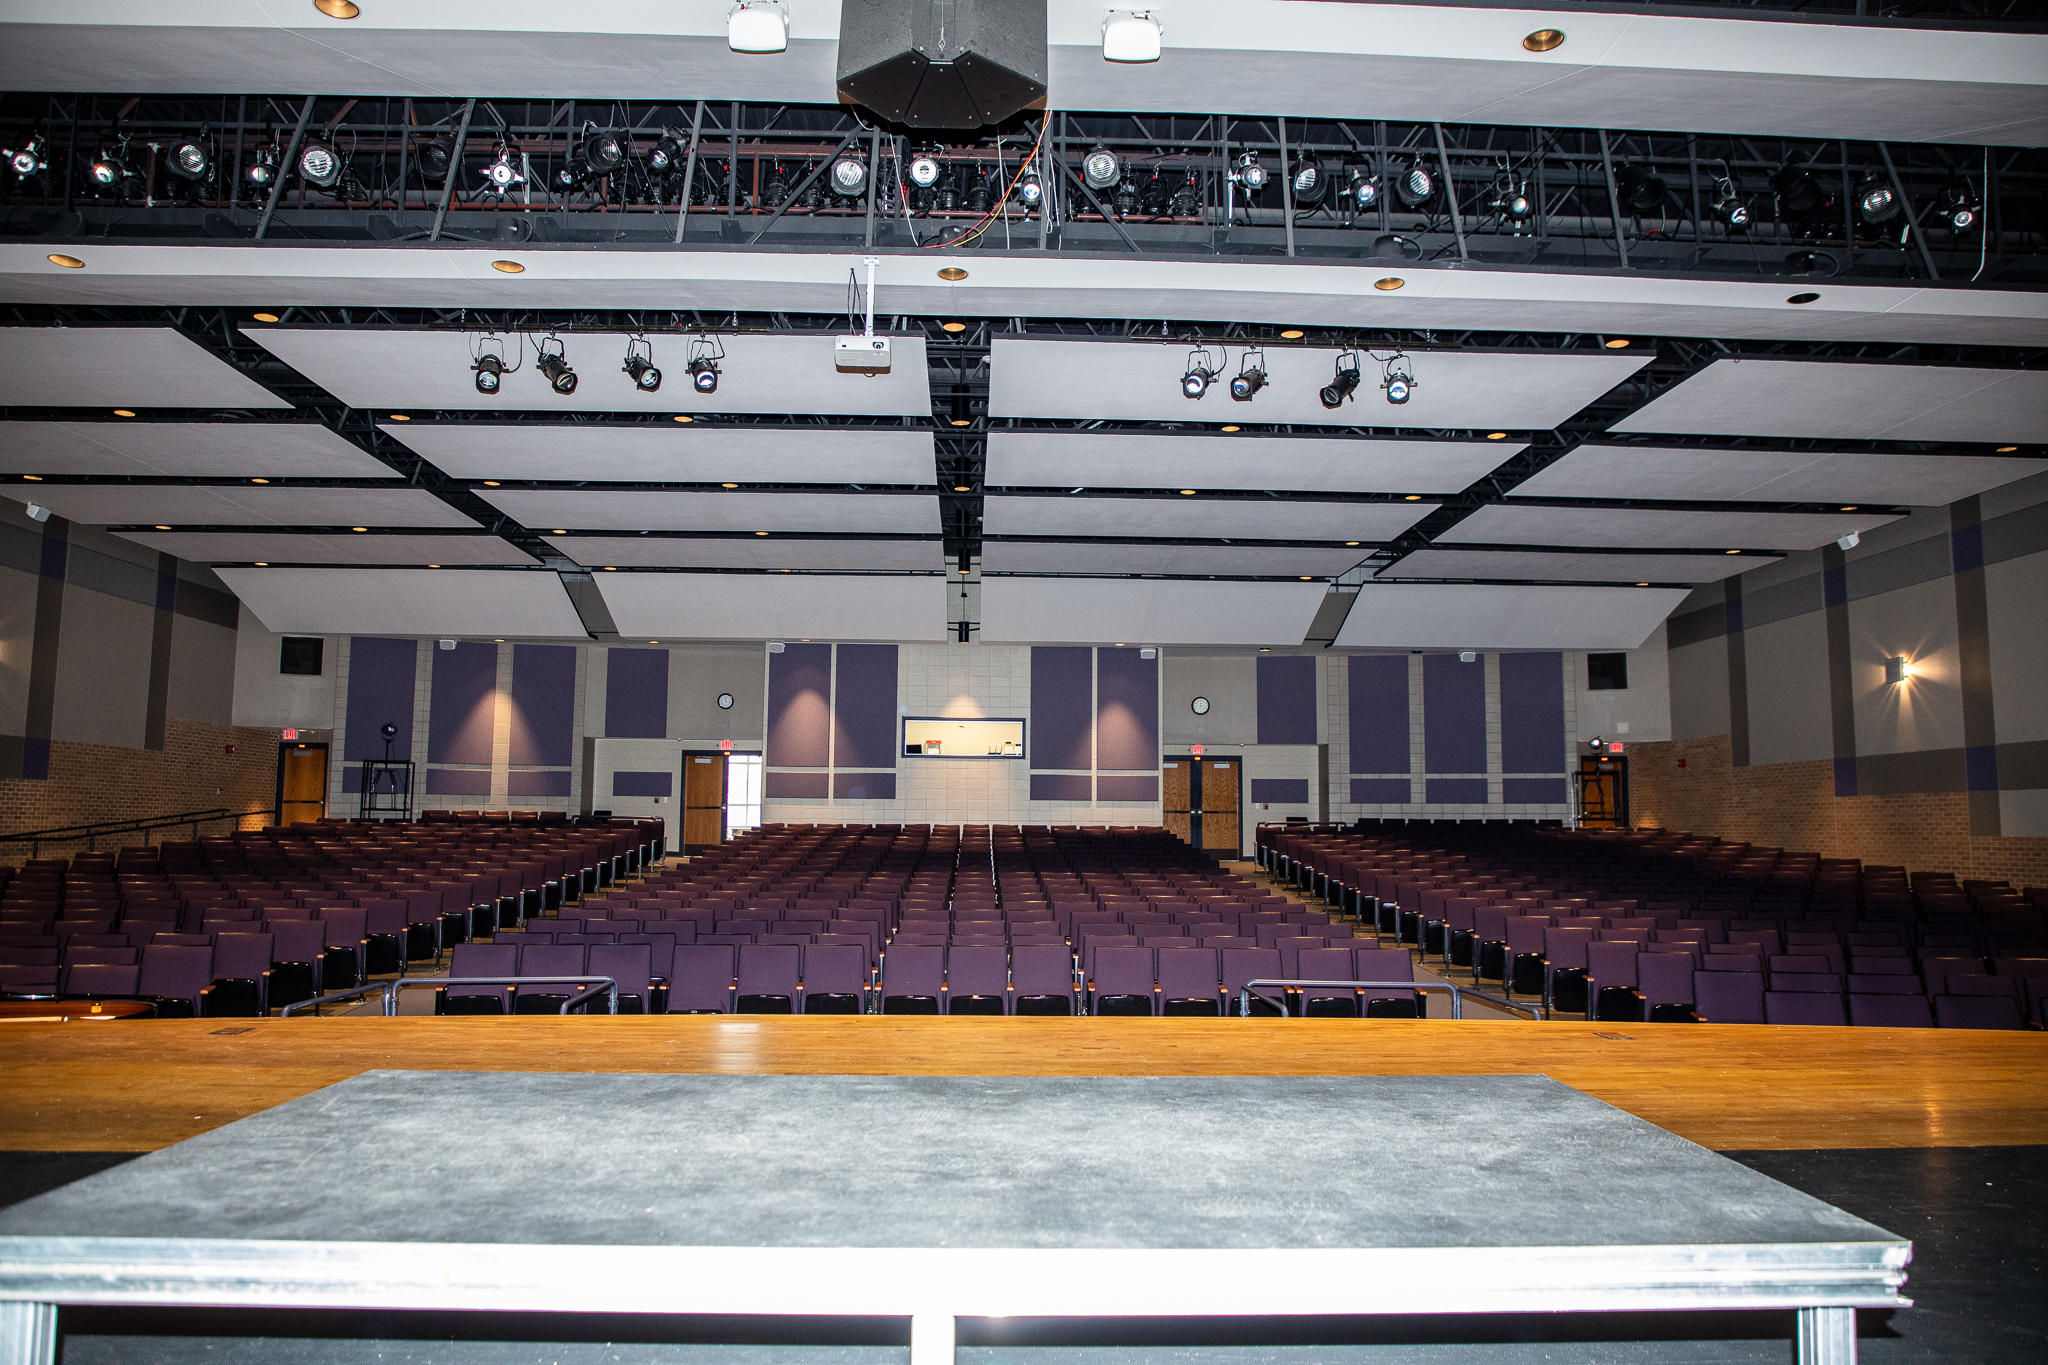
(427, 641, 497, 765)
(833, 772, 897, 800)
(507, 769, 571, 798)
(1249, 778, 1310, 804)
(509, 644, 576, 767)
(1426, 778, 1488, 803)
(764, 770, 830, 799)
(765, 643, 831, 769)
(1095, 648, 1158, 772)
(1347, 655, 1410, 774)
(425, 767, 492, 796)
(1030, 647, 1093, 772)
(832, 644, 899, 771)
(1503, 777, 1568, 803)
(1096, 774, 1157, 802)
(343, 637, 418, 762)
(1422, 653, 1486, 774)
(1255, 655, 1317, 745)
(1499, 652, 1566, 774)
(1350, 777, 1411, 803)
(1030, 773, 1092, 802)
(613, 770, 674, 797)
(605, 648, 669, 739)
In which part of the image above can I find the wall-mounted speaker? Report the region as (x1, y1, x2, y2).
(837, 0, 1047, 129)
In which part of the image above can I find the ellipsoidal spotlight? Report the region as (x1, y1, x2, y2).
(1854, 174, 1900, 225)
(1082, 145, 1121, 191)
(418, 134, 455, 182)
(165, 136, 211, 183)
(1381, 353, 1417, 406)
(689, 357, 720, 393)
(245, 146, 278, 189)
(648, 129, 687, 174)
(1942, 181, 1982, 233)
(1712, 177, 1751, 231)
(296, 139, 343, 189)
(480, 144, 525, 195)
(1232, 151, 1267, 193)
(1614, 163, 1664, 214)
(622, 337, 661, 393)
(5, 135, 48, 179)
(1394, 161, 1434, 209)
(472, 340, 506, 396)
(1180, 347, 1220, 400)
(536, 336, 578, 396)
(1493, 178, 1532, 223)
(1319, 352, 1362, 409)
(1014, 164, 1043, 207)
(1230, 350, 1268, 402)
(1289, 156, 1326, 206)
(908, 150, 942, 189)
(582, 126, 626, 174)
(1771, 164, 1826, 222)
(829, 150, 868, 197)
(1348, 169, 1379, 212)
(87, 145, 130, 189)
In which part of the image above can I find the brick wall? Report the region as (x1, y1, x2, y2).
(1631, 733, 2048, 885)
(0, 718, 282, 855)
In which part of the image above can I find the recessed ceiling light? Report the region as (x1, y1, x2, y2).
(942, 321, 966, 333)
(1299, 575, 1313, 581)
(950, 418, 972, 427)
(153, 524, 170, 529)
(1279, 329, 1304, 340)
(1179, 489, 1197, 496)
(250, 477, 270, 484)
(648, 640, 659, 644)
(314, 0, 360, 16)
(603, 565, 616, 570)
(1725, 549, 1742, 555)
(1345, 541, 1360, 546)
(252, 312, 280, 323)
(388, 413, 410, 421)
(755, 531, 770, 536)
(1787, 292, 1820, 305)
(22, 474, 43, 482)
(1841, 505, 1857, 511)
(953, 484, 972, 492)
(1996, 445, 2018, 452)
(938, 267, 968, 281)
(1522, 27, 1564, 51)
(1258, 647, 1270, 652)
(483, 480, 501, 487)
(351, 526, 368, 532)
(493, 638, 504, 643)
(1404, 494, 1422, 501)
(721, 482, 739, 488)
(426, 563, 440, 569)
(1604, 338, 1631, 349)
(552, 529, 568, 535)
(1220, 425, 1240, 432)
(254, 561, 269, 566)
(112, 409, 135, 417)
(1374, 277, 1404, 291)
(674, 415, 693, 423)
(1636, 582, 1649, 587)
(46, 254, 83, 268)
(1486, 432, 1508, 440)
(491, 259, 525, 274)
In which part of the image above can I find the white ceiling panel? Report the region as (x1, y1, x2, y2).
(0, 327, 288, 410)
(985, 431, 1519, 495)
(112, 531, 535, 566)
(1335, 584, 1690, 651)
(0, 422, 395, 479)
(990, 339, 1649, 430)
(1, 485, 476, 528)
(1440, 503, 1900, 551)
(981, 578, 1329, 646)
(596, 573, 947, 642)
(248, 328, 931, 416)
(983, 541, 1369, 578)
(1512, 444, 2048, 508)
(544, 536, 943, 572)
(984, 495, 1435, 543)
(1379, 547, 1770, 585)
(1610, 360, 2048, 444)
(385, 424, 935, 484)
(216, 568, 587, 637)
(480, 489, 939, 534)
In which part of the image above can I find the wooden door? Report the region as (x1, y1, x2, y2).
(278, 745, 327, 825)
(683, 753, 727, 851)
(1578, 756, 1628, 829)
(1199, 759, 1240, 856)
(1161, 760, 1192, 843)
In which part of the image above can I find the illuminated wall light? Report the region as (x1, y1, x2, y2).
(1885, 655, 1915, 684)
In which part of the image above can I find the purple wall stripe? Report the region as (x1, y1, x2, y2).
(832, 644, 899, 772)
(764, 769, 830, 799)
(1095, 648, 1159, 772)
(1351, 777, 1411, 803)
(765, 643, 832, 769)
(1096, 774, 1158, 802)
(509, 643, 576, 767)
(1426, 777, 1488, 803)
(427, 641, 496, 765)
(1422, 653, 1486, 775)
(833, 771, 898, 801)
(507, 769, 572, 798)
(1498, 652, 1565, 775)
(343, 637, 418, 762)
(1502, 777, 1567, 803)
(613, 770, 674, 798)
(1030, 773, 1092, 802)
(1347, 655, 1410, 774)
(1030, 646, 1094, 772)
(605, 648, 669, 739)
(1249, 777, 1310, 804)
(1255, 655, 1317, 745)
(425, 767, 492, 796)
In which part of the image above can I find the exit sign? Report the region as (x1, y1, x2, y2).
(281, 729, 298, 740)
(1609, 741, 1626, 754)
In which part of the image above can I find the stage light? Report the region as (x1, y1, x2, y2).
(5, 135, 48, 179)
(1289, 156, 1326, 206)
(245, 147, 278, 189)
(728, 0, 789, 52)
(1082, 145, 1121, 191)
(1102, 10, 1162, 62)
(689, 357, 720, 394)
(1394, 161, 1434, 208)
(1854, 175, 1899, 225)
(908, 151, 942, 188)
(1348, 170, 1379, 212)
(297, 139, 343, 189)
(622, 337, 661, 393)
(418, 135, 454, 182)
(472, 348, 505, 396)
(1712, 177, 1751, 231)
(1181, 357, 1219, 400)
(534, 338, 577, 396)
(1941, 180, 1982, 233)
(87, 146, 129, 189)
(1319, 352, 1361, 409)
(1232, 151, 1267, 192)
(648, 129, 687, 174)
(1014, 164, 1042, 207)
(1381, 353, 1417, 406)
(582, 126, 625, 174)
(1229, 350, 1268, 402)
(479, 144, 524, 195)
(829, 150, 868, 197)
(1614, 164, 1664, 214)
(1771, 165, 1826, 222)
(166, 137, 211, 182)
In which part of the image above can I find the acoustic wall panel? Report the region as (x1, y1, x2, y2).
(1499, 652, 1566, 775)
(1032, 646, 1095, 773)
(509, 643, 576, 767)
(342, 637, 418, 765)
(605, 648, 670, 739)
(1335, 583, 1691, 651)
(1347, 655, 1410, 775)
(766, 642, 831, 770)
(1096, 647, 1159, 773)
(428, 640, 497, 765)
(1256, 655, 1316, 745)
(832, 644, 899, 771)
(1423, 653, 1487, 776)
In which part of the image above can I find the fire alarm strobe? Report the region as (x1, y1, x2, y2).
(834, 335, 892, 372)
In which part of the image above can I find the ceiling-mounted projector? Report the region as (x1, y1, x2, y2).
(835, 335, 892, 372)
(837, 0, 1047, 129)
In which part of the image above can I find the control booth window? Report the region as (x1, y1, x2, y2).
(280, 636, 324, 676)
(1587, 652, 1629, 691)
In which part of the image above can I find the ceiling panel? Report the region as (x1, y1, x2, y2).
(0, 327, 288, 410)
(980, 578, 1329, 646)
(989, 339, 1650, 429)
(596, 573, 948, 642)
(985, 431, 1518, 495)
(479, 490, 939, 534)
(1610, 360, 2048, 443)
(113, 531, 535, 566)
(1439, 504, 1901, 552)
(387, 424, 936, 485)
(544, 536, 943, 571)
(1335, 584, 1690, 651)
(1378, 547, 1768, 585)
(0, 422, 396, 479)
(983, 541, 1369, 578)
(984, 495, 1435, 543)
(248, 328, 932, 416)
(2, 485, 476, 528)
(1512, 444, 2048, 508)
(216, 568, 587, 637)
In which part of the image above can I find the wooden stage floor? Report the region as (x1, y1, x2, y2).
(3, 1016, 2043, 1154)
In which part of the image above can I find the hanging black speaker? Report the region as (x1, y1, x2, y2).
(837, 0, 1047, 130)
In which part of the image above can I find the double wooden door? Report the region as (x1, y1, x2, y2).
(1577, 754, 1629, 828)
(682, 752, 727, 851)
(1163, 757, 1242, 856)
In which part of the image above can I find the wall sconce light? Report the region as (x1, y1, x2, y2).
(1885, 656, 1914, 684)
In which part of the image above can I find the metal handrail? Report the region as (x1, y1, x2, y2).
(281, 976, 620, 1016)
(280, 982, 397, 1017)
(1238, 979, 1547, 1021)
(0, 807, 256, 857)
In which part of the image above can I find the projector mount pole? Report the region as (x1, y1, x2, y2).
(862, 255, 879, 336)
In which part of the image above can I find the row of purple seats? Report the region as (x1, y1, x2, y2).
(1087, 944, 1421, 1018)
(668, 942, 875, 1015)
(438, 942, 657, 1013)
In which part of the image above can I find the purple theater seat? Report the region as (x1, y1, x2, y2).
(1770, 971, 1844, 994)
(801, 944, 869, 1014)
(1765, 991, 1847, 1026)
(589, 943, 653, 1013)
(1156, 947, 1221, 1017)
(945, 945, 1010, 1016)
(1636, 951, 1699, 1023)
(136, 944, 215, 1017)
(208, 932, 275, 1016)
(514, 943, 587, 1014)
(1351, 947, 1420, 1018)
(59, 962, 141, 999)
(668, 944, 736, 1013)
(439, 943, 517, 1014)
(1933, 994, 2025, 1031)
(1221, 947, 1284, 1017)
(1009, 944, 1077, 1016)
(737, 944, 802, 1013)
(1092, 945, 1157, 1016)
(1693, 971, 1765, 1024)
(880, 944, 944, 1014)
